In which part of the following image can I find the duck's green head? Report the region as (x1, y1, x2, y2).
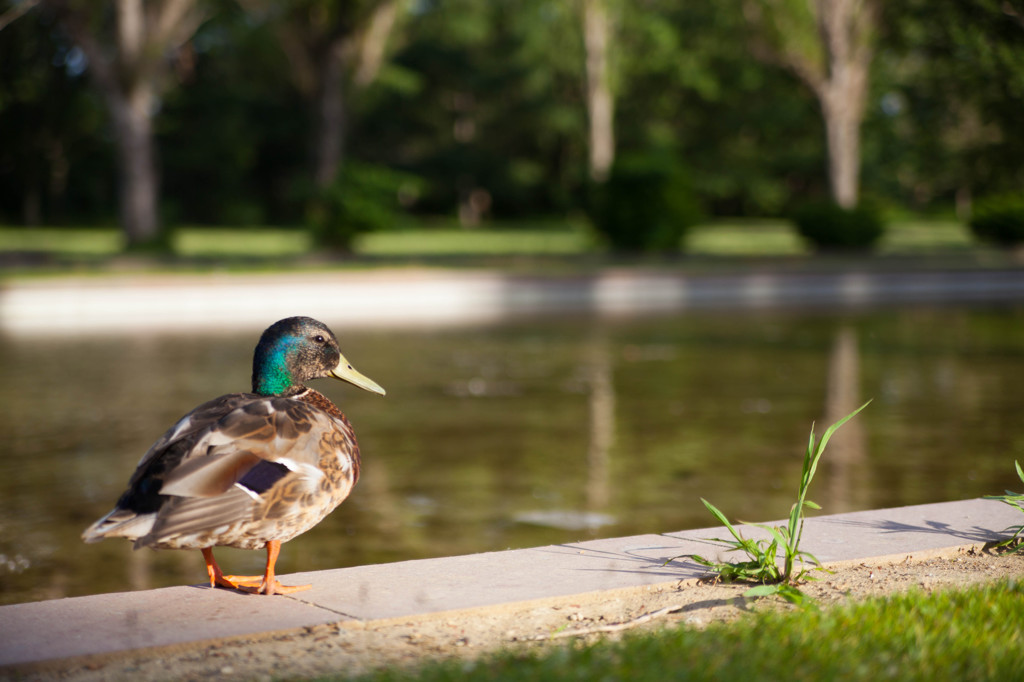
(252, 316, 386, 397)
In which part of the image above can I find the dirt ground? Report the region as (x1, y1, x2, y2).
(17, 546, 1024, 682)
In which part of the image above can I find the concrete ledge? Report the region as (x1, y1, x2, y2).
(1, 498, 1020, 668)
(3, 268, 1023, 334)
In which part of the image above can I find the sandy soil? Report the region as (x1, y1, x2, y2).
(20, 546, 1024, 682)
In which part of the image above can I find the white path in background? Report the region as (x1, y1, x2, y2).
(2, 268, 1023, 335)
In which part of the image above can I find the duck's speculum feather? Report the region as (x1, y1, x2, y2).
(237, 461, 293, 496)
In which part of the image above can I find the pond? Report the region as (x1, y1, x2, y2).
(2, 304, 1023, 605)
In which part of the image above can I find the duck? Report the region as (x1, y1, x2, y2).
(82, 316, 385, 595)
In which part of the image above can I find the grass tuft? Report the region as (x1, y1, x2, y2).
(984, 460, 1024, 551)
(667, 401, 871, 604)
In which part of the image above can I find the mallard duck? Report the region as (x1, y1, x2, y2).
(82, 316, 385, 595)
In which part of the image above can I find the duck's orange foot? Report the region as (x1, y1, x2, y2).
(245, 581, 311, 596)
(202, 542, 306, 596)
(210, 574, 246, 591)
(208, 573, 310, 595)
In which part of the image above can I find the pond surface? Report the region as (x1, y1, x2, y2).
(2, 304, 1023, 604)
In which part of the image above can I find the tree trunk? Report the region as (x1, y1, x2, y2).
(264, 3, 400, 191)
(745, 0, 875, 208)
(583, 0, 615, 182)
(111, 85, 161, 245)
(821, 83, 865, 209)
(313, 45, 346, 189)
(817, 0, 872, 209)
(352, 0, 399, 88)
(45, 0, 203, 248)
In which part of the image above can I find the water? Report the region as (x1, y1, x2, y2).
(2, 305, 1023, 604)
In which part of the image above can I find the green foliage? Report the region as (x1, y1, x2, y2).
(614, 4, 823, 216)
(670, 401, 871, 604)
(984, 460, 1024, 551)
(352, 579, 1024, 682)
(586, 154, 702, 253)
(306, 163, 421, 253)
(969, 195, 1024, 248)
(6, 0, 1023, 229)
(745, 0, 826, 83)
(159, 5, 307, 226)
(881, 2, 1024, 202)
(0, 6, 114, 224)
(791, 201, 886, 251)
(360, 0, 589, 217)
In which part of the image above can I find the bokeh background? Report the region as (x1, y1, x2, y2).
(1, 1, 1023, 606)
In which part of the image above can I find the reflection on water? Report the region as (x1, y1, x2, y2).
(2, 305, 1023, 604)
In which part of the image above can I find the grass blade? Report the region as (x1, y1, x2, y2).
(701, 498, 748, 545)
(809, 400, 872, 469)
(744, 584, 780, 597)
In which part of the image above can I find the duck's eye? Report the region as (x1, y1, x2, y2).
(313, 335, 326, 344)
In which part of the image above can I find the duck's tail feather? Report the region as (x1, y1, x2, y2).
(82, 508, 156, 543)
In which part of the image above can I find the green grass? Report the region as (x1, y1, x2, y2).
(0, 217, 980, 265)
(0, 222, 593, 261)
(174, 227, 313, 257)
(0, 226, 124, 256)
(688, 219, 807, 256)
(357, 224, 594, 256)
(0, 225, 314, 259)
(880, 219, 976, 253)
(352, 579, 1024, 682)
(688, 218, 974, 256)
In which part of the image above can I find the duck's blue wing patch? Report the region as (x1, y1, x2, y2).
(236, 460, 292, 495)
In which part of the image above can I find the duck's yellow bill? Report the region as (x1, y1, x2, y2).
(330, 355, 386, 396)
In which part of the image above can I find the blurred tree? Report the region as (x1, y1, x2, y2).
(879, 0, 1024, 212)
(236, 1, 404, 251)
(0, 0, 37, 31)
(0, 1, 114, 224)
(582, 0, 615, 182)
(609, 2, 823, 215)
(2, 0, 1020, 233)
(358, 0, 589, 220)
(40, 0, 207, 247)
(156, 2, 307, 225)
(239, 0, 402, 189)
(744, 0, 878, 208)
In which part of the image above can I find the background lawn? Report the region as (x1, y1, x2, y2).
(0, 218, 980, 267)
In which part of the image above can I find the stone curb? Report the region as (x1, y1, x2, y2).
(1, 497, 1020, 669)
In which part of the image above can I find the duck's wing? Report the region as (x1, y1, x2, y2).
(82, 393, 254, 543)
(128, 393, 264, 482)
(136, 396, 351, 547)
(85, 395, 350, 547)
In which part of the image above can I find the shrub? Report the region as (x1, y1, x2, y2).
(586, 154, 702, 253)
(969, 194, 1024, 247)
(791, 201, 885, 252)
(306, 162, 420, 253)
